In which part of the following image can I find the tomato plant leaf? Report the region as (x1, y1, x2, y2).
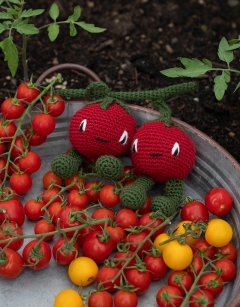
(68, 6, 81, 22)
(21, 9, 45, 18)
(13, 20, 39, 35)
(69, 22, 77, 36)
(213, 71, 230, 101)
(233, 81, 240, 93)
(161, 57, 211, 78)
(218, 37, 234, 65)
(75, 21, 106, 33)
(49, 3, 59, 21)
(0, 37, 18, 76)
(47, 23, 60, 42)
(0, 22, 9, 33)
(0, 11, 12, 19)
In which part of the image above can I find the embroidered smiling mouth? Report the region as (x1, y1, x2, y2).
(95, 137, 110, 143)
(149, 153, 162, 157)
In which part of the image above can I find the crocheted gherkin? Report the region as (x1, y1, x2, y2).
(95, 155, 123, 181)
(150, 196, 180, 217)
(51, 154, 80, 179)
(68, 147, 84, 163)
(120, 175, 155, 210)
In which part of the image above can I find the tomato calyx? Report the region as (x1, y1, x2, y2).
(190, 293, 214, 306)
(97, 229, 111, 243)
(26, 241, 44, 266)
(0, 250, 8, 266)
(157, 288, 182, 301)
(56, 235, 78, 257)
(145, 246, 163, 257)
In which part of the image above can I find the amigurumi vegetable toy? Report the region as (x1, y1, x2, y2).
(120, 98, 196, 217)
(52, 80, 197, 201)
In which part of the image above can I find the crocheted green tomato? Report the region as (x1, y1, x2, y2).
(130, 121, 195, 183)
(69, 103, 136, 161)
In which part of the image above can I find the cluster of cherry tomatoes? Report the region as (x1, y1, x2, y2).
(0, 81, 238, 307)
(0, 81, 65, 194)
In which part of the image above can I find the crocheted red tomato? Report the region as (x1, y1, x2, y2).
(130, 121, 195, 183)
(69, 103, 136, 161)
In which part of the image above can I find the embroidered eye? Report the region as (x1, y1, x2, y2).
(79, 119, 87, 132)
(172, 142, 180, 156)
(132, 139, 138, 153)
(119, 130, 128, 145)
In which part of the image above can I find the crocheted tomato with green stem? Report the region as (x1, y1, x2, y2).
(120, 98, 196, 216)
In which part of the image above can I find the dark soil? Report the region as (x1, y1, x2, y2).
(1, 0, 240, 162)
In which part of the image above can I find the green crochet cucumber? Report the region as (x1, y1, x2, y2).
(95, 155, 124, 181)
(120, 175, 155, 210)
(51, 149, 84, 179)
(150, 180, 184, 217)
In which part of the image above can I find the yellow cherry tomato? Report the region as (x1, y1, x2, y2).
(68, 256, 98, 286)
(54, 289, 84, 307)
(174, 220, 200, 246)
(205, 218, 233, 247)
(154, 233, 171, 252)
(162, 240, 193, 270)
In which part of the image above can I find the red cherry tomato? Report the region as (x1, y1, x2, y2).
(52, 237, 80, 265)
(64, 174, 85, 192)
(106, 224, 126, 250)
(0, 222, 24, 251)
(42, 187, 63, 205)
(88, 291, 113, 307)
(0, 199, 25, 226)
(22, 239, 52, 270)
(181, 200, 209, 221)
(67, 189, 88, 209)
(156, 286, 183, 307)
(126, 231, 152, 256)
(113, 250, 136, 270)
(191, 239, 215, 261)
(34, 218, 56, 241)
(96, 265, 121, 293)
(198, 272, 224, 297)
(205, 187, 233, 216)
(91, 208, 115, 230)
(138, 195, 151, 214)
(9, 172, 32, 194)
(8, 135, 30, 158)
(24, 198, 45, 221)
(0, 119, 17, 142)
(189, 290, 214, 307)
(47, 201, 64, 224)
(214, 243, 237, 262)
(82, 230, 113, 264)
(42, 170, 63, 189)
(138, 212, 165, 240)
(143, 253, 168, 280)
(99, 184, 120, 207)
(213, 258, 237, 282)
(0, 248, 24, 278)
(18, 151, 41, 174)
(16, 82, 40, 103)
(1, 97, 24, 119)
(25, 124, 47, 146)
(0, 157, 8, 179)
(115, 208, 139, 229)
(168, 270, 193, 295)
(85, 180, 101, 202)
(125, 267, 151, 295)
(114, 290, 138, 307)
(32, 113, 56, 136)
(43, 94, 65, 117)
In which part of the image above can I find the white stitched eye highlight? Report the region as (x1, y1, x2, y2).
(172, 142, 180, 156)
(132, 139, 138, 153)
(79, 119, 87, 131)
(119, 130, 128, 145)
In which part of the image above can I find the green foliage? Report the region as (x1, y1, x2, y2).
(161, 35, 240, 101)
(0, 1, 106, 77)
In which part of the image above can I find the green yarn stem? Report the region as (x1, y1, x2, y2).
(55, 81, 197, 102)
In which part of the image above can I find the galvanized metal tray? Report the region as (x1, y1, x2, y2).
(1, 65, 240, 307)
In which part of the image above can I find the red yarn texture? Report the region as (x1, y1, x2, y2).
(69, 103, 136, 161)
(131, 121, 196, 183)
